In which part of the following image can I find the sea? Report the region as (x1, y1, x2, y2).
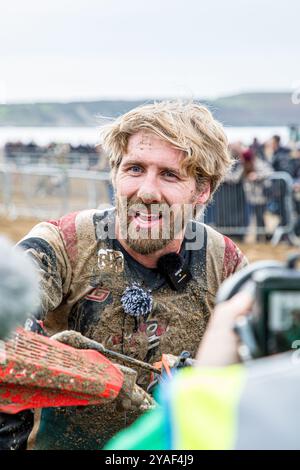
(0, 125, 290, 147)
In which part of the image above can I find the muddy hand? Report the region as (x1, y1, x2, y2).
(51, 330, 160, 374)
(51, 330, 105, 351)
(52, 331, 156, 411)
(115, 364, 156, 412)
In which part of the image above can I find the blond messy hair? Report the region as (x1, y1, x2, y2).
(100, 100, 232, 198)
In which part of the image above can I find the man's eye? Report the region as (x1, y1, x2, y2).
(128, 165, 142, 173)
(163, 171, 178, 179)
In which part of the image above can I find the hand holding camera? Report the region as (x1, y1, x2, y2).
(197, 254, 300, 365)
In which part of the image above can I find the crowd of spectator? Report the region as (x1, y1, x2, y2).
(205, 135, 300, 241)
(3, 142, 107, 170)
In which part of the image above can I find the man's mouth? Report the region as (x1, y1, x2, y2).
(132, 211, 163, 229)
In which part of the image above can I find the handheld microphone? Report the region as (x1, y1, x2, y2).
(157, 252, 192, 291)
(0, 237, 40, 340)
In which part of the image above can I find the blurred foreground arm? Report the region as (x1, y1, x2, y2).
(0, 237, 40, 450)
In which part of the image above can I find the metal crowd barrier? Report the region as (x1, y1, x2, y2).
(205, 172, 297, 245)
(0, 164, 112, 219)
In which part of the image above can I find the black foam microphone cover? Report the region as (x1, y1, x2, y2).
(157, 252, 192, 291)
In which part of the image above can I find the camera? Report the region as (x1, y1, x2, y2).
(216, 254, 300, 360)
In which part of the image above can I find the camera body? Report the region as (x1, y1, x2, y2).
(216, 255, 300, 360)
(247, 268, 300, 357)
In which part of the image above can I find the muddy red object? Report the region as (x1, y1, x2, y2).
(0, 328, 124, 413)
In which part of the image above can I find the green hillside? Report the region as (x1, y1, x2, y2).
(0, 93, 299, 127)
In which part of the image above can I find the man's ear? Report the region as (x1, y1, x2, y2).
(195, 181, 211, 204)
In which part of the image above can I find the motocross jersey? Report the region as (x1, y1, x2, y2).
(16, 208, 247, 449)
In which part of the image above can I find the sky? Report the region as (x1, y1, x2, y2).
(0, 0, 299, 103)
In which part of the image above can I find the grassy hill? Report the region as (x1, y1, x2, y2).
(0, 92, 299, 127)
(212, 92, 300, 126)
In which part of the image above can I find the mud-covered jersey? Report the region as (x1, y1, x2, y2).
(16, 208, 247, 449)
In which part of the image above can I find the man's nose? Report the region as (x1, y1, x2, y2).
(136, 173, 162, 203)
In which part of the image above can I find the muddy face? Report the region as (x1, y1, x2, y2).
(116, 195, 194, 255)
(114, 131, 209, 255)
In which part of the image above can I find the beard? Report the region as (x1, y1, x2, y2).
(116, 195, 197, 255)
